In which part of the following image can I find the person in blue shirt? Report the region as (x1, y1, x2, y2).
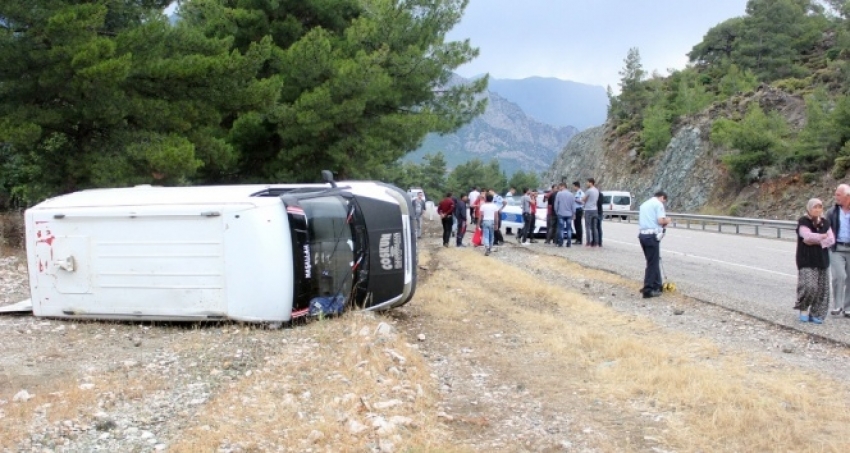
(638, 191, 671, 298)
(572, 181, 584, 245)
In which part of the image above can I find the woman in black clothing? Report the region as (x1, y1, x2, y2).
(795, 198, 835, 324)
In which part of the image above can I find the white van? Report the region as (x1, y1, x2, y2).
(24, 174, 416, 322)
(601, 191, 634, 220)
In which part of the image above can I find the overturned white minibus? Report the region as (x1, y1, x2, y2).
(24, 174, 416, 322)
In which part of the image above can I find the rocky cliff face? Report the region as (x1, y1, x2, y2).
(543, 85, 836, 218)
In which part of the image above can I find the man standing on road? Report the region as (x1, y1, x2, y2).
(554, 183, 576, 247)
(412, 192, 426, 239)
(479, 193, 500, 256)
(518, 188, 535, 244)
(638, 191, 670, 298)
(827, 183, 850, 317)
(582, 178, 601, 247)
(468, 187, 480, 226)
(437, 192, 455, 248)
(454, 194, 468, 247)
(572, 181, 584, 245)
(544, 184, 559, 244)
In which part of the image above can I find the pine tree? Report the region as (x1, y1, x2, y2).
(617, 48, 648, 118)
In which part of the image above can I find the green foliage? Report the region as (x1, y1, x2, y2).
(668, 69, 714, 116)
(444, 158, 507, 195)
(728, 203, 743, 217)
(185, 0, 488, 182)
(508, 170, 540, 192)
(420, 152, 448, 200)
(716, 64, 759, 98)
(787, 88, 837, 170)
(0, 0, 487, 206)
(612, 47, 648, 122)
(711, 103, 790, 182)
(832, 154, 850, 178)
(802, 172, 819, 183)
(640, 104, 672, 157)
(773, 77, 812, 93)
(733, 0, 824, 82)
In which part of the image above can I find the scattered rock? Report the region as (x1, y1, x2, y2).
(673, 309, 685, 316)
(782, 343, 795, 354)
(373, 399, 403, 410)
(308, 430, 324, 443)
(347, 420, 369, 435)
(13, 389, 33, 402)
(417, 333, 426, 341)
(375, 322, 394, 337)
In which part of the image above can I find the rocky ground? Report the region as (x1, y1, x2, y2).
(2, 220, 850, 452)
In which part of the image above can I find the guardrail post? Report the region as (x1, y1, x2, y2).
(777, 228, 781, 239)
(755, 226, 759, 236)
(686, 219, 690, 229)
(736, 224, 739, 234)
(702, 221, 706, 230)
(718, 223, 722, 233)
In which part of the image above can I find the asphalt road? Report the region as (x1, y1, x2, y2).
(547, 219, 850, 345)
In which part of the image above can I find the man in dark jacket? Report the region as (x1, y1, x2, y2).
(827, 183, 850, 316)
(454, 194, 468, 247)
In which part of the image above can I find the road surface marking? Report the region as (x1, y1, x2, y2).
(603, 239, 796, 278)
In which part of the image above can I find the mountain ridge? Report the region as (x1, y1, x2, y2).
(407, 85, 578, 175)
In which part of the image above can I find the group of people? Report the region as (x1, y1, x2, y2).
(793, 183, 850, 325)
(420, 178, 609, 256)
(541, 179, 604, 248)
(433, 188, 504, 255)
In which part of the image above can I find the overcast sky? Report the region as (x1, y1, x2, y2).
(447, 0, 750, 91)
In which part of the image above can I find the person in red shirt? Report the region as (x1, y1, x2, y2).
(437, 192, 455, 247)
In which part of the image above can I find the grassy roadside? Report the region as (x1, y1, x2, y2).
(419, 247, 850, 452)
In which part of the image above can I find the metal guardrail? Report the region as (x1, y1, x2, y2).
(610, 211, 797, 239)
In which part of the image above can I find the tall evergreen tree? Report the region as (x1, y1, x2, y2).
(0, 1, 278, 204)
(182, 0, 487, 182)
(617, 47, 647, 118)
(733, 0, 823, 81)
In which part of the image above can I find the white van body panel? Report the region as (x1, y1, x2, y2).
(25, 181, 417, 322)
(26, 187, 296, 322)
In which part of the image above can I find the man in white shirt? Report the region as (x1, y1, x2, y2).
(582, 178, 600, 247)
(638, 191, 671, 299)
(479, 193, 501, 256)
(468, 187, 480, 225)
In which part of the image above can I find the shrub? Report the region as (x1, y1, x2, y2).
(801, 172, 819, 184)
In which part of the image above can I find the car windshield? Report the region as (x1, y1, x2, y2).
(613, 196, 631, 205)
(298, 195, 355, 299)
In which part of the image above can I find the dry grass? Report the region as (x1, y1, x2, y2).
(422, 247, 850, 452)
(172, 312, 468, 453)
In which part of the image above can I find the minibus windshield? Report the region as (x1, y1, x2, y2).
(297, 195, 356, 300)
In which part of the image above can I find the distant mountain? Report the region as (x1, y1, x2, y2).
(406, 83, 577, 176)
(487, 77, 608, 130)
